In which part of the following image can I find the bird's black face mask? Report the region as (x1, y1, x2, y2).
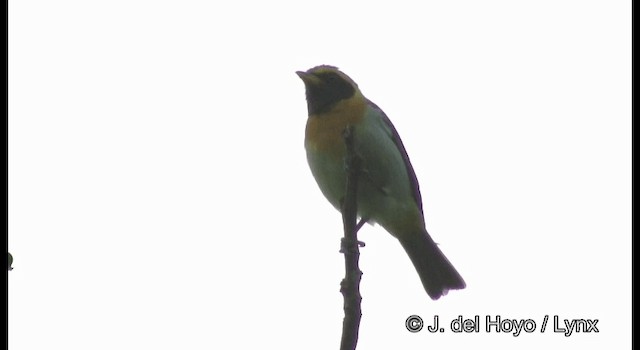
(301, 71, 356, 115)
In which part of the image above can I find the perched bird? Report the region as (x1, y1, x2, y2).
(296, 65, 465, 300)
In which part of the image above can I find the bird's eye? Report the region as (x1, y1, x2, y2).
(322, 73, 342, 86)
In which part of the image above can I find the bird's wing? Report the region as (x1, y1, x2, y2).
(366, 99, 424, 215)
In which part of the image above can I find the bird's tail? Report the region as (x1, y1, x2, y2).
(398, 231, 466, 300)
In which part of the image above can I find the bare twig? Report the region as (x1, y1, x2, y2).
(339, 125, 363, 350)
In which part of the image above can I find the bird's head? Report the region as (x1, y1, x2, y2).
(296, 65, 361, 115)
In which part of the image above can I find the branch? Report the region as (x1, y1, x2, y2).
(339, 125, 364, 350)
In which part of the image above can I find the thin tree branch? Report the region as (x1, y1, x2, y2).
(339, 125, 363, 350)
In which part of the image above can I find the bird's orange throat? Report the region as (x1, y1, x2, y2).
(304, 94, 366, 158)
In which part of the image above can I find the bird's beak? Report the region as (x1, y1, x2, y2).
(296, 71, 321, 85)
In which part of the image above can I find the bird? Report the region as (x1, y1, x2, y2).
(296, 65, 465, 300)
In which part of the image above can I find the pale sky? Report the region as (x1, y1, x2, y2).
(8, 1, 631, 349)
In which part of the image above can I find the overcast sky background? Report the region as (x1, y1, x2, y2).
(8, 1, 631, 349)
